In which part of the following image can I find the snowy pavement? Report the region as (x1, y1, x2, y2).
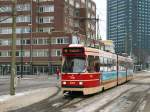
(0, 87, 59, 112)
(0, 75, 60, 112)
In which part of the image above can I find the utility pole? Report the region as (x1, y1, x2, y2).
(10, 0, 17, 95)
(125, 33, 128, 54)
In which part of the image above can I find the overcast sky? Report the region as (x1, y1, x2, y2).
(94, 0, 106, 40)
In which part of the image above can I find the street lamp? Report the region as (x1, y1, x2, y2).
(137, 39, 142, 69)
(129, 38, 132, 58)
(129, 38, 133, 58)
(137, 40, 140, 65)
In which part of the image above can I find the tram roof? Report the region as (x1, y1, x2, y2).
(66, 44, 133, 62)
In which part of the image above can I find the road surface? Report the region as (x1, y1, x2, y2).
(0, 75, 58, 95)
(9, 71, 150, 112)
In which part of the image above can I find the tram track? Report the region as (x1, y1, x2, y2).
(130, 87, 150, 112)
(10, 73, 150, 112)
(94, 85, 138, 112)
(52, 85, 137, 112)
(60, 75, 150, 112)
(50, 84, 135, 111)
(94, 75, 150, 112)
(44, 92, 92, 112)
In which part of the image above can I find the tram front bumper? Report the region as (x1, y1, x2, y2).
(62, 86, 103, 95)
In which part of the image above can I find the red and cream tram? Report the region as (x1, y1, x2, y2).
(61, 44, 133, 95)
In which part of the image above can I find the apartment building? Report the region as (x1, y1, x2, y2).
(0, 0, 96, 75)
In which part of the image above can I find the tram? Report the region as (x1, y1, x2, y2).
(61, 44, 134, 95)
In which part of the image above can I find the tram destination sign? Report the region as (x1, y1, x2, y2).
(63, 47, 84, 54)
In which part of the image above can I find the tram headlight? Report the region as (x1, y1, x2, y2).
(79, 82, 83, 85)
(63, 81, 66, 85)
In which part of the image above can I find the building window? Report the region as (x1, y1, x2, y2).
(57, 38, 63, 44)
(16, 39, 30, 45)
(38, 0, 54, 1)
(15, 51, 30, 57)
(16, 16, 31, 23)
(39, 5, 54, 13)
(88, 13, 91, 18)
(75, 2, 80, 8)
(51, 49, 62, 57)
(0, 6, 12, 12)
(0, 51, 11, 57)
(69, 0, 74, 6)
(0, 39, 11, 46)
(88, 2, 91, 8)
(51, 37, 69, 44)
(56, 50, 61, 56)
(0, 16, 12, 23)
(16, 51, 20, 57)
(92, 5, 96, 11)
(0, 28, 12, 34)
(33, 38, 48, 45)
(81, 0, 85, 3)
(17, 4, 31, 11)
(37, 27, 51, 32)
(37, 16, 54, 24)
(16, 27, 31, 34)
(75, 10, 80, 16)
(33, 49, 48, 57)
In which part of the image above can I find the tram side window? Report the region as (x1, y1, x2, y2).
(107, 58, 112, 72)
(112, 58, 117, 71)
(100, 57, 104, 64)
(104, 58, 107, 65)
(87, 55, 95, 73)
(99, 57, 106, 72)
(94, 56, 100, 72)
(99, 57, 104, 72)
(100, 57, 116, 72)
(119, 61, 126, 71)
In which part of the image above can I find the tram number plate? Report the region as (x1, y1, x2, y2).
(70, 82, 75, 85)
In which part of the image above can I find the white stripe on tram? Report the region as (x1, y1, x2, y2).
(61, 79, 99, 82)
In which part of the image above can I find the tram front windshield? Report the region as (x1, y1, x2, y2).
(62, 57, 86, 73)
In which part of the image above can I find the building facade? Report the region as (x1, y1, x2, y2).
(0, 0, 96, 75)
(107, 0, 150, 67)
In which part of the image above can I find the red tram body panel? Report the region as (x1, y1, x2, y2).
(62, 73, 101, 87)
